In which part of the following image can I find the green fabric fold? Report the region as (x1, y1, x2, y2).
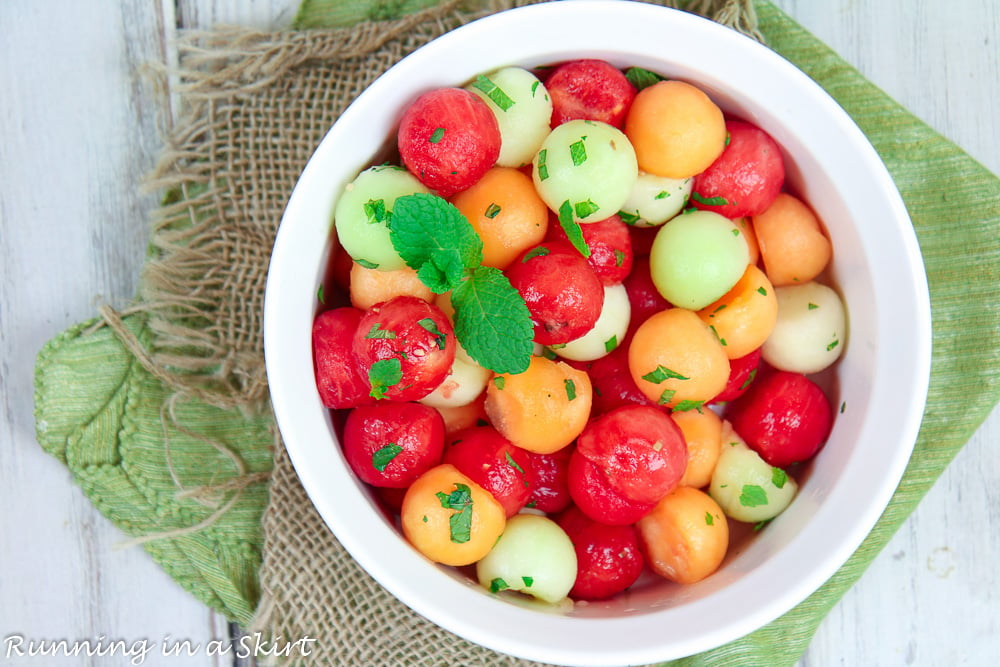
(34, 315, 274, 626)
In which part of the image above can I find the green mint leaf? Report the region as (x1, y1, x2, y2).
(417, 247, 466, 294)
(355, 258, 379, 269)
(368, 358, 402, 399)
(753, 519, 772, 531)
(505, 451, 525, 475)
(363, 198, 390, 225)
(574, 199, 600, 220)
(365, 323, 397, 340)
(642, 365, 690, 383)
(472, 74, 516, 111)
(537, 148, 549, 181)
(604, 335, 618, 353)
(522, 246, 550, 262)
(690, 192, 730, 207)
(709, 324, 728, 346)
(451, 267, 533, 374)
(317, 284, 325, 304)
(808, 302, 819, 310)
(372, 443, 403, 471)
(618, 209, 641, 226)
(654, 190, 670, 200)
(390, 193, 484, 287)
(505, 451, 529, 487)
(521, 576, 534, 588)
(739, 368, 758, 391)
(827, 339, 840, 351)
(570, 138, 587, 166)
(417, 317, 448, 350)
(557, 200, 591, 258)
(756, 286, 768, 296)
(429, 127, 446, 144)
(625, 66, 664, 91)
(658, 389, 676, 405)
(771, 467, 788, 489)
(493, 375, 505, 390)
(705, 512, 714, 526)
(485, 202, 502, 219)
(614, 249, 626, 267)
(672, 399, 705, 413)
(564, 378, 577, 401)
(436, 483, 474, 543)
(739, 484, 769, 508)
(489, 577, 509, 593)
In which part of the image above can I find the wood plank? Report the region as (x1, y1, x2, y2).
(174, 0, 300, 30)
(0, 1, 225, 662)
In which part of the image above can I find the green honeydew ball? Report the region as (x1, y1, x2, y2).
(649, 210, 750, 310)
(334, 165, 429, 271)
(475, 514, 577, 604)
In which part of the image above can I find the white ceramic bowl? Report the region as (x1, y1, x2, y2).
(263, 2, 932, 664)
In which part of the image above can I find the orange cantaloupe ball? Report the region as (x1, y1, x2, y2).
(696, 264, 778, 360)
(624, 80, 727, 179)
(751, 192, 832, 287)
(628, 308, 731, 408)
(637, 485, 729, 584)
(401, 464, 506, 566)
(349, 262, 433, 310)
(450, 166, 549, 269)
(484, 356, 592, 454)
(672, 408, 724, 489)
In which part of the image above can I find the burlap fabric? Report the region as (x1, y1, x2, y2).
(32, 0, 1000, 664)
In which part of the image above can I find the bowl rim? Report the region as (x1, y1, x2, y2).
(263, 2, 932, 664)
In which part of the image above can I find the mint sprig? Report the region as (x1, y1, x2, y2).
(389, 193, 533, 374)
(390, 193, 483, 292)
(451, 267, 533, 375)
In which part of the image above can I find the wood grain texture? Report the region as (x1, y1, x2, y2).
(0, 1, 996, 665)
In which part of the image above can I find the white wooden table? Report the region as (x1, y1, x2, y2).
(2, 1, 997, 665)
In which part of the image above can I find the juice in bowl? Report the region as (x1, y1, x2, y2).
(263, 3, 931, 665)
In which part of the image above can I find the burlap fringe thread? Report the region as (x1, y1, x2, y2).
(98, 0, 762, 662)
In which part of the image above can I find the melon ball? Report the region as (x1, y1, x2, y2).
(761, 281, 847, 374)
(648, 210, 750, 310)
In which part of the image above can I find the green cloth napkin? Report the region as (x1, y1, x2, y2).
(34, 314, 275, 626)
(33, 0, 1000, 664)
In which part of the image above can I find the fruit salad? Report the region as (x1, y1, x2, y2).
(312, 58, 847, 604)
